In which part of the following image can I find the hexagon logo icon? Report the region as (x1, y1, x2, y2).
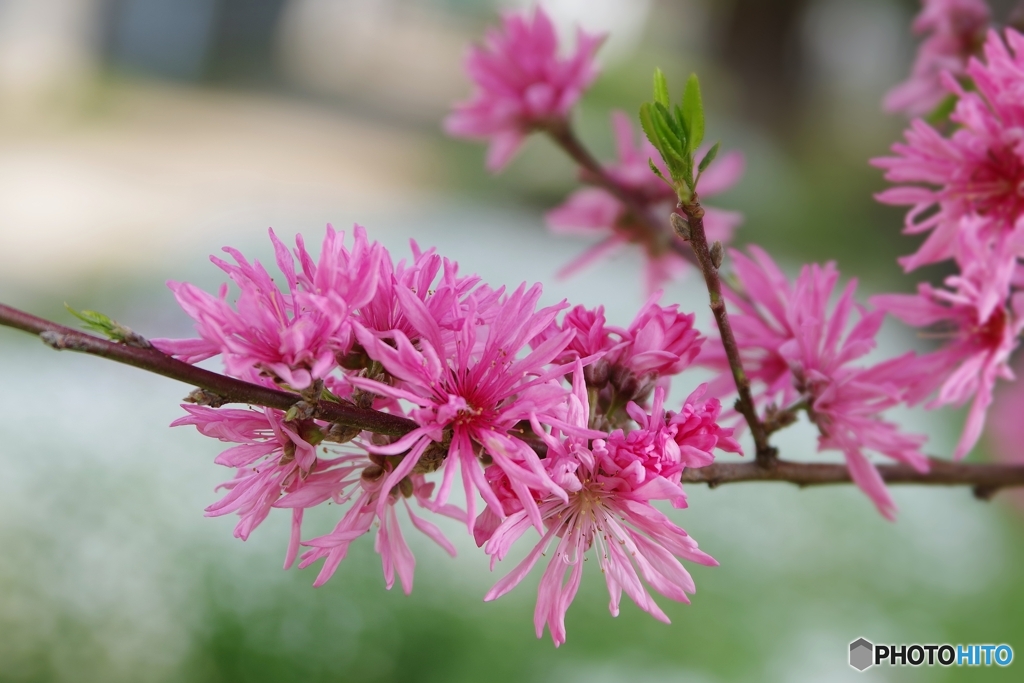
(849, 638, 874, 671)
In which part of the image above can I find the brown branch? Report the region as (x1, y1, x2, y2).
(6, 301, 1024, 498)
(0, 303, 417, 436)
(682, 458, 1024, 500)
(677, 197, 774, 465)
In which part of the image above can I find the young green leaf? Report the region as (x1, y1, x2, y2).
(682, 73, 705, 152)
(65, 304, 151, 348)
(639, 103, 666, 157)
(673, 104, 689, 143)
(652, 102, 685, 155)
(648, 158, 671, 186)
(698, 141, 720, 174)
(652, 68, 670, 108)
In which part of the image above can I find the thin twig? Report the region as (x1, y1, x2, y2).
(677, 197, 774, 465)
(0, 303, 416, 436)
(542, 120, 695, 265)
(683, 458, 1024, 500)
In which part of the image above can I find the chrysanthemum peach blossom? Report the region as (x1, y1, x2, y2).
(876, 28, 1024, 271)
(350, 283, 578, 535)
(445, 7, 603, 171)
(482, 368, 722, 645)
(155, 226, 382, 389)
(873, 222, 1024, 459)
(171, 402, 323, 567)
(701, 246, 929, 518)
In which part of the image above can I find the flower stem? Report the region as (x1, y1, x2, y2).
(677, 197, 775, 465)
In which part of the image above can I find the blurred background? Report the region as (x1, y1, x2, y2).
(2, 0, 1024, 680)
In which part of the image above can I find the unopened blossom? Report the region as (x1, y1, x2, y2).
(445, 7, 603, 171)
(155, 226, 382, 389)
(884, 0, 990, 117)
(702, 246, 929, 518)
(873, 223, 1024, 459)
(546, 111, 744, 291)
(606, 385, 742, 507)
(482, 367, 720, 646)
(350, 283, 578, 535)
(532, 296, 703, 429)
(611, 293, 703, 379)
(875, 28, 1024, 271)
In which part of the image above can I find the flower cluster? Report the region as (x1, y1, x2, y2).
(146, 3, 1024, 649)
(445, 8, 745, 292)
(875, 28, 1024, 461)
(161, 225, 738, 645)
(445, 7, 603, 172)
(697, 247, 929, 519)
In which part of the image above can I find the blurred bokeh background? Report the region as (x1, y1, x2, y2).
(2, 0, 1024, 681)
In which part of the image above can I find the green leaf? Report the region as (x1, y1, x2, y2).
(698, 141, 720, 174)
(673, 104, 689, 143)
(682, 73, 704, 152)
(65, 304, 150, 348)
(651, 103, 681, 150)
(66, 305, 117, 336)
(638, 103, 667, 158)
(652, 68, 670, 108)
(647, 158, 671, 186)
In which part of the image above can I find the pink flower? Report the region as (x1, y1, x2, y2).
(702, 247, 929, 518)
(605, 385, 742, 507)
(884, 0, 990, 117)
(532, 303, 617, 367)
(351, 242, 480, 346)
(350, 283, 578, 535)
(445, 7, 603, 172)
(873, 223, 1024, 459)
(171, 403, 325, 567)
(287, 465, 461, 593)
(482, 368, 719, 646)
(155, 226, 382, 389)
(610, 293, 703, 378)
(546, 111, 745, 292)
(875, 29, 1024, 271)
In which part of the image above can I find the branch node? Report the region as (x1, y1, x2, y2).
(40, 331, 65, 349)
(973, 484, 1000, 501)
(185, 388, 231, 408)
(286, 400, 316, 422)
